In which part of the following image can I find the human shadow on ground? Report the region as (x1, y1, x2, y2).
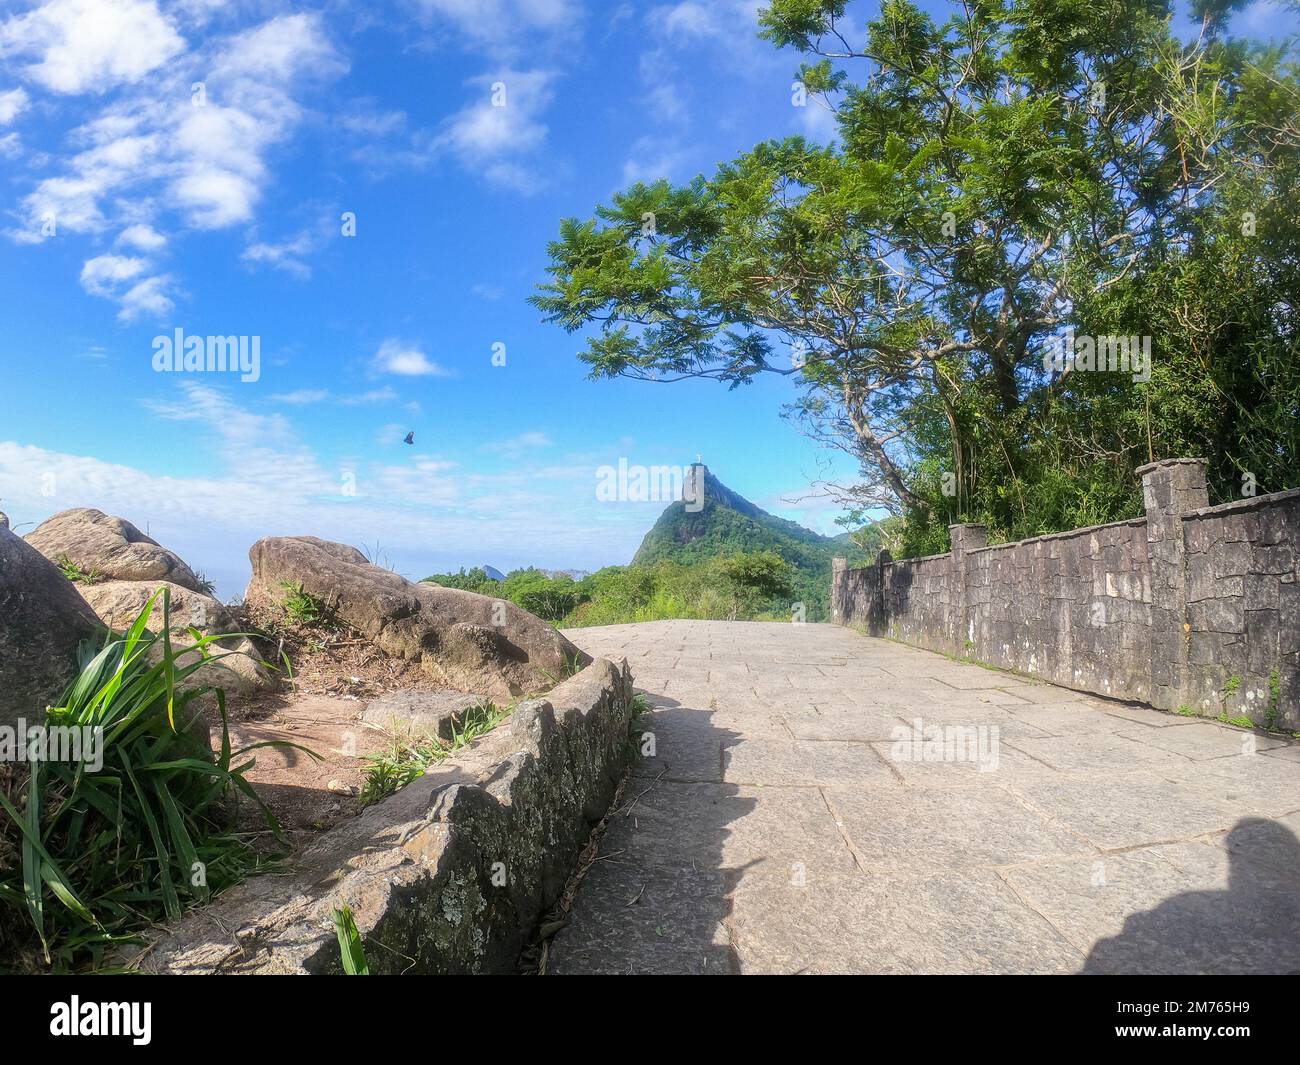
(1081, 817, 1300, 974)
(545, 692, 759, 974)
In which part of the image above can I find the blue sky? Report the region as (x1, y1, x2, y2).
(1, 0, 1295, 598)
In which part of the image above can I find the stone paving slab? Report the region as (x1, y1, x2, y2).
(604, 781, 859, 877)
(1001, 837, 1300, 974)
(548, 621, 1300, 975)
(826, 784, 1094, 870)
(729, 868, 1084, 974)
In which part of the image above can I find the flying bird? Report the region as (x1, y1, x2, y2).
(403, 431, 414, 445)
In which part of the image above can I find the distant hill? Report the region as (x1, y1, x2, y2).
(633, 466, 869, 618)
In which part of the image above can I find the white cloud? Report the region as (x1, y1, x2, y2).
(0, 87, 29, 124)
(270, 388, 330, 405)
(622, 134, 690, 185)
(796, 98, 839, 144)
(79, 252, 173, 320)
(373, 338, 452, 378)
(482, 431, 552, 457)
(9, 11, 345, 266)
(79, 254, 173, 320)
(242, 227, 321, 279)
(339, 101, 406, 137)
(117, 273, 174, 320)
(4, 11, 346, 321)
(117, 222, 167, 251)
(649, 0, 762, 42)
(0, 0, 185, 94)
(269, 387, 400, 406)
(415, 0, 580, 54)
(79, 253, 146, 296)
(431, 69, 558, 191)
(341, 387, 399, 405)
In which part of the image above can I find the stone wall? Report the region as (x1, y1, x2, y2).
(832, 459, 1299, 730)
(132, 657, 636, 974)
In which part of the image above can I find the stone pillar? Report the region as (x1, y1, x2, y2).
(948, 523, 988, 656)
(873, 548, 892, 633)
(951, 520, 987, 652)
(831, 556, 847, 624)
(1138, 458, 1209, 709)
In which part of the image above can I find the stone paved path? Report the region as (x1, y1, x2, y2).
(548, 621, 1300, 975)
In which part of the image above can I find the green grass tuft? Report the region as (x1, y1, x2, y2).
(55, 553, 102, 585)
(358, 701, 509, 809)
(278, 580, 325, 626)
(0, 587, 308, 972)
(331, 905, 369, 975)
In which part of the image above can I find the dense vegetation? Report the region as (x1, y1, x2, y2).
(0, 591, 292, 972)
(633, 467, 880, 617)
(424, 468, 881, 622)
(424, 551, 808, 626)
(533, 0, 1300, 558)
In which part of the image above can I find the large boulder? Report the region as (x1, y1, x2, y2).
(77, 579, 270, 694)
(0, 525, 105, 729)
(247, 536, 588, 699)
(25, 508, 204, 592)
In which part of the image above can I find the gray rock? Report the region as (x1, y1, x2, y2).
(0, 524, 104, 729)
(76, 579, 272, 696)
(246, 535, 589, 700)
(361, 689, 492, 741)
(25, 508, 204, 592)
(132, 657, 635, 975)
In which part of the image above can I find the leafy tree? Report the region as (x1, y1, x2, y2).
(534, 0, 1300, 553)
(716, 550, 796, 619)
(420, 567, 499, 594)
(502, 570, 585, 622)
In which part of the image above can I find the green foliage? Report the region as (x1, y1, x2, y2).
(55, 553, 101, 585)
(0, 588, 302, 972)
(358, 701, 508, 809)
(715, 550, 795, 618)
(278, 580, 324, 626)
(420, 567, 500, 594)
(533, 1, 1300, 554)
(631, 468, 868, 618)
(1265, 667, 1283, 731)
(501, 569, 584, 622)
(331, 905, 369, 975)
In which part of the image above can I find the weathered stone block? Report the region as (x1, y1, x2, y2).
(131, 658, 636, 975)
(1210, 541, 1253, 578)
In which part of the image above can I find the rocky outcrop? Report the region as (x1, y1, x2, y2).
(133, 657, 636, 975)
(26, 509, 270, 695)
(26, 508, 204, 592)
(361, 690, 493, 741)
(0, 525, 105, 729)
(78, 579, 270, 694)
(247, 536, 589, 699)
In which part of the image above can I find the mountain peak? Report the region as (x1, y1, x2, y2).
(631, 469, 865, 620)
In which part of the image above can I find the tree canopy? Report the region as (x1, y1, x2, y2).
(533, 0, 1300, 556)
